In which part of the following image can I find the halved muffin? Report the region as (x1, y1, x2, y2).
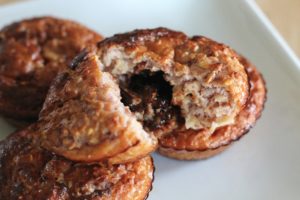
(38, 51, 158, 164)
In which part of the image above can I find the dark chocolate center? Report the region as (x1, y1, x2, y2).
(120, 70, 182, 131)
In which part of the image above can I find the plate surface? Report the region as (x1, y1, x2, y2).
(1, 0, 300, 199)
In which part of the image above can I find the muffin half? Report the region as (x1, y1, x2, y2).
(38, 51, 158, 164)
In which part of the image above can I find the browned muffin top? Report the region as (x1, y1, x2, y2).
(0, 16, 102, 122)
(96, 28, 249, 135)
(0, 128, 154, 200)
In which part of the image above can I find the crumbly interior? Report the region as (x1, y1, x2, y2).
(98, 40, 248, 133)
(119, 69, 183, 132)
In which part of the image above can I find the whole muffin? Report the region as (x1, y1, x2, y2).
(0, 127, 154, 200)
(0, 16, 102, 126)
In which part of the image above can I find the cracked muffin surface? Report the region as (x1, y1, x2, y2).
(94, 28, 265, 159)
(0, 16, 102, 124)
(0, 127, 154, 200)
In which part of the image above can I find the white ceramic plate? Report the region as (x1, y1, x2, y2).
(1, 0, 300, 199)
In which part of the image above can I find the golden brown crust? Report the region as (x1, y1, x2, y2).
(38, 51, 157, 164)
(0, 129, 154, 200)
(158, 55, 266, 159)
(0, 16, 102, 123)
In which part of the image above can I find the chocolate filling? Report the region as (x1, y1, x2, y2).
(120, 70, 182, 131)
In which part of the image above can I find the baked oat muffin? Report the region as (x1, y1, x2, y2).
(0, 127, 154, 200)
(94, 27, 266, 160)
(38, 51, 158, 164)
(0, 16, 102, 125)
